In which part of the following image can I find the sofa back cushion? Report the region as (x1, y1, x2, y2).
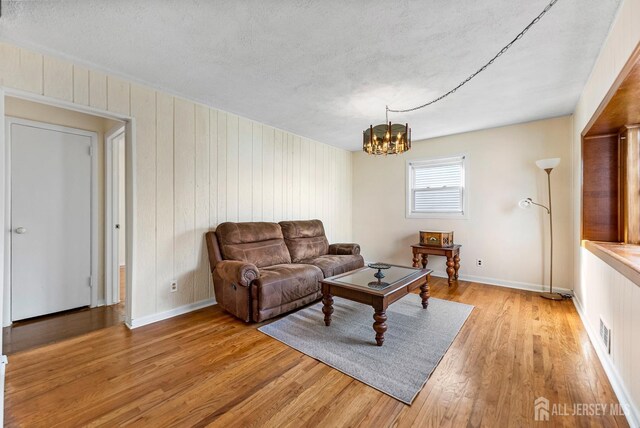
(279, 220, 329, 262)
(216, 222, 291, 268)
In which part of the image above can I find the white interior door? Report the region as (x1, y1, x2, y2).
(10, 121, 93, 321)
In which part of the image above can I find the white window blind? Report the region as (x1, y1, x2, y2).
(408, 156, 465, 215)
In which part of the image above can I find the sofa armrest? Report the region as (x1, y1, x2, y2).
(328, 243, 361, 256)
(214, 260, 259, 287)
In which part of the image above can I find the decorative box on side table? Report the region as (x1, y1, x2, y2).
(419, 230, 454, 247)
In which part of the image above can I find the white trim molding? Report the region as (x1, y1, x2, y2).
(573, 296, 640, 428)
(429, 270, 574, 295)
(105, 125, 126, 306)
(2, 88, 133, 122)
(0, 355, 7, 426)
(127, 299, 217, 329)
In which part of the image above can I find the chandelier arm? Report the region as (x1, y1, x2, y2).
(387, 0, 559, 114)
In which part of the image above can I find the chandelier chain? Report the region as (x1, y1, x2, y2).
(387, 0, 559, 114)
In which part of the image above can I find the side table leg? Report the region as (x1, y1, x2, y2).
(421, 254, 428, 269)
(373, 310, 387, 346)
(446, 256, 455, 286)
(454, 254, 460, 280)
(322, 293, 334, 326)
(412, 251, 419, 268)
(420, 280, 430, 309)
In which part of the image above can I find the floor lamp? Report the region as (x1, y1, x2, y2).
(518, 157, 562, 300)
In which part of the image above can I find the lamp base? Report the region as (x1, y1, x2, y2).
(540, 291, 563, 301)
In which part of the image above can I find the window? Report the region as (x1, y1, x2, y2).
(406, 155, 466, 218)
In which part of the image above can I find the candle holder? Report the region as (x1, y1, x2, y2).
(367, 263, 391, 289)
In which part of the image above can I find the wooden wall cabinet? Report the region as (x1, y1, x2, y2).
(582, 127, 640, 243)
(582, 134, 622, 242)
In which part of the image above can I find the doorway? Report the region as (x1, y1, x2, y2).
(1, 93, 134, 354)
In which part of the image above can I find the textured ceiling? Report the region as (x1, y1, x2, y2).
(0, 0, 622, 150)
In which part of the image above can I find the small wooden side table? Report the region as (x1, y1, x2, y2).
(411, 244, 461, 286)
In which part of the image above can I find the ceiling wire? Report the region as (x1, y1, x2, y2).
(387, 0, 560, 114)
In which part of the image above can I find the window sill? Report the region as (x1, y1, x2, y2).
(583, 240, 640, 287)
(406, 212, 468, 220)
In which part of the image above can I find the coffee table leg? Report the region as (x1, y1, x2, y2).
(322, 293, 334, 326)
(373, 310, 387, 346)
(420, 280, 430, 309)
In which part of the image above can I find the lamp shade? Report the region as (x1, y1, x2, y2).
(535, 158, 560, 170)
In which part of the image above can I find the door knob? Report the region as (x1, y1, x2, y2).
(15, 227, 27, 234)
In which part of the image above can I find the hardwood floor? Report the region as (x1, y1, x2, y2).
(4, 278, 628, 427)
(2, 305, 125, 355)
(2, 266, 126, 355)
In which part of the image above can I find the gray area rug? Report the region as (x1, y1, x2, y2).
(258, 294, 473, 404)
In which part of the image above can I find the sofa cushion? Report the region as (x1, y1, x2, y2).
(300, 254, 365, 278)
(279, 220, 329, 263)
(216, 222, 291, 268)
(255, 264, 323, 312)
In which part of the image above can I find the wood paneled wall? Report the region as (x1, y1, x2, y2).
(0, 42, 353, 320)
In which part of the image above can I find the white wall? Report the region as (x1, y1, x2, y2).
(352, 116, 573, 292)
(571, 0, 640, 424)
(0, 41, 353, 322)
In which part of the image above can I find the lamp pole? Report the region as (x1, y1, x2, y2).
(541, 167, 562, 300)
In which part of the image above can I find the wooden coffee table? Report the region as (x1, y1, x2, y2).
(320, 264, 432, 346)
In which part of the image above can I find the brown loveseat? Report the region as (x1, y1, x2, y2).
(206, 219, 363, 322)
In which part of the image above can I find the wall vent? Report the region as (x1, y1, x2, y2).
(599, 317, 611, 354)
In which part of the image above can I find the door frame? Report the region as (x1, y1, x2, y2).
(105, 125, 125, 306)
(3, 116, 99, 324)
(0, 87, 137, 329)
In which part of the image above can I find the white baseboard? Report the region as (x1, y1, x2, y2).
(126, 298, 217, 329)
(0, 355, 7, 426)
(573, 296, 639, 428)
(429, 270, 573, 295)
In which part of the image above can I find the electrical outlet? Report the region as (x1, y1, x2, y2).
(170, 280, 178, 293)
(476, 259, 483, 267)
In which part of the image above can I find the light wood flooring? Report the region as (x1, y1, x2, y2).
(4, 277, 628, 427)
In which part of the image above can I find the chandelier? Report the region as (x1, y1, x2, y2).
(362, 0, 559, 155)
(363, 107, 411, 155)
